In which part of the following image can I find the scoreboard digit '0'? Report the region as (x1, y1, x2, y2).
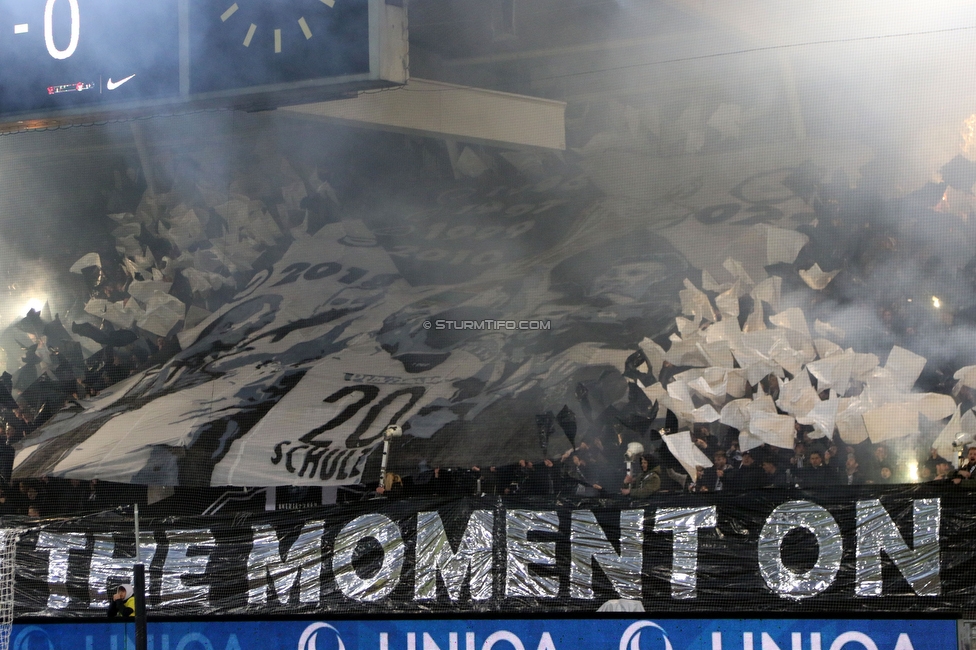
(0, 0, 406, 128)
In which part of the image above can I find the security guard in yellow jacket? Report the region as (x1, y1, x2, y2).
(108, 584, 135, 618)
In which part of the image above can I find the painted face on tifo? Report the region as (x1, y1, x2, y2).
(588, 261, 668, 302)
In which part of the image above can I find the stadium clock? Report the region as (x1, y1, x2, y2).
(189, 0, 370, 94)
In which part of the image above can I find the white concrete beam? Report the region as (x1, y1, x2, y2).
(282, 78, 566, 151)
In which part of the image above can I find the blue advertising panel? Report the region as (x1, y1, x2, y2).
(9, 619, 957, 650)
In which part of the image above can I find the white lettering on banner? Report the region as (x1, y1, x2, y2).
(653, 507, 717, 599)
(415, 510, 494, 601)
(87, 532, 158, 609)
(536, 635, 557, 650)
(504, 510, 560, 598)
(424, 633, 457, 650)
(160, 530, 216, 607)
(248, 522, 324, 605)
(569, 509, 643, 599)
(37, 498, 947, 612)
(37, 532, 86, 609)
(829, 633, 877, 650)
(213, 350, 471, 487)
(381, 632, 557, 650)
(710, 633, 914, 650)
(175, 633, 214, 650)
(483, 632, 525, 650)
(343, 373, 444, 385)
(854, 499, 941, 596)
(619, 622, 674, 650)
(299, 624, 346, 650)
(762, 633, 813, 650)
(92, 634, 242, 650)
(332, 514, 405, 601)
(758, 502, 842, 599)
(892, 636, 915, 650)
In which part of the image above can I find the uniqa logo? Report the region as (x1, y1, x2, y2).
(299, 623, 347, 650)
(13, 626, 54, 650)
(619, 622, 674, 650)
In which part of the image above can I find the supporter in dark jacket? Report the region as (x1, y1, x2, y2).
(726, 450, 764, 491)
(865, 444, 899, 483)
(923, 448, 951, 478)
(472, 465, 507, 496)
(57, 479, 89, 514)
(7, 481, 27, 515)
(621, 454, 661, 498)
(520, 459, 556, 496)
(798, 451, 839, 488)
(0, 488, 11, 516)
(411, 465, 452, 497)
(726, 439, 743, 467)
(761, 457, 792, 488)
(929, 459, 955, 483)
(0, 430, 15, 488)
(692, 425, 719, 461)
(561, 452, 603, 497)
(954, 446, 976, 483)
(22, 485, 44, 516)
(698, 450, 735, 492)
(83, 479, 106, 510)
(789, 441, 808, 472)
(842, 456, 865, 485)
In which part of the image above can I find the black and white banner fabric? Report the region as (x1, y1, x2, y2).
(11, 487, 976, 617)
(15, 172, 683, 486)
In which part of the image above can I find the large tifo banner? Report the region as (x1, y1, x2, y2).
(12, 145, 874, 487)
(8, 619, 957, 650)
(10, 486, 976, 617)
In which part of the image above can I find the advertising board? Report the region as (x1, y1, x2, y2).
(9, 618, 957, 650)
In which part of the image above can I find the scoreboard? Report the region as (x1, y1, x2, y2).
(0, 0, 406, 128)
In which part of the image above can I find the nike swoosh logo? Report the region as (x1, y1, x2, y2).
(106, 74, 136, 90)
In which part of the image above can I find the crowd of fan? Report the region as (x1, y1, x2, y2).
(0, 307, 185, 519)
(6, 154, 976, 513)
(0, 476, 120, 519)
(3, 422, 976, 517)
(1, 307, 184, 427)
(374, 424, 976, 500)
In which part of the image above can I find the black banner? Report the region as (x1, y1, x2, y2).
(10, 485, 976, 618)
